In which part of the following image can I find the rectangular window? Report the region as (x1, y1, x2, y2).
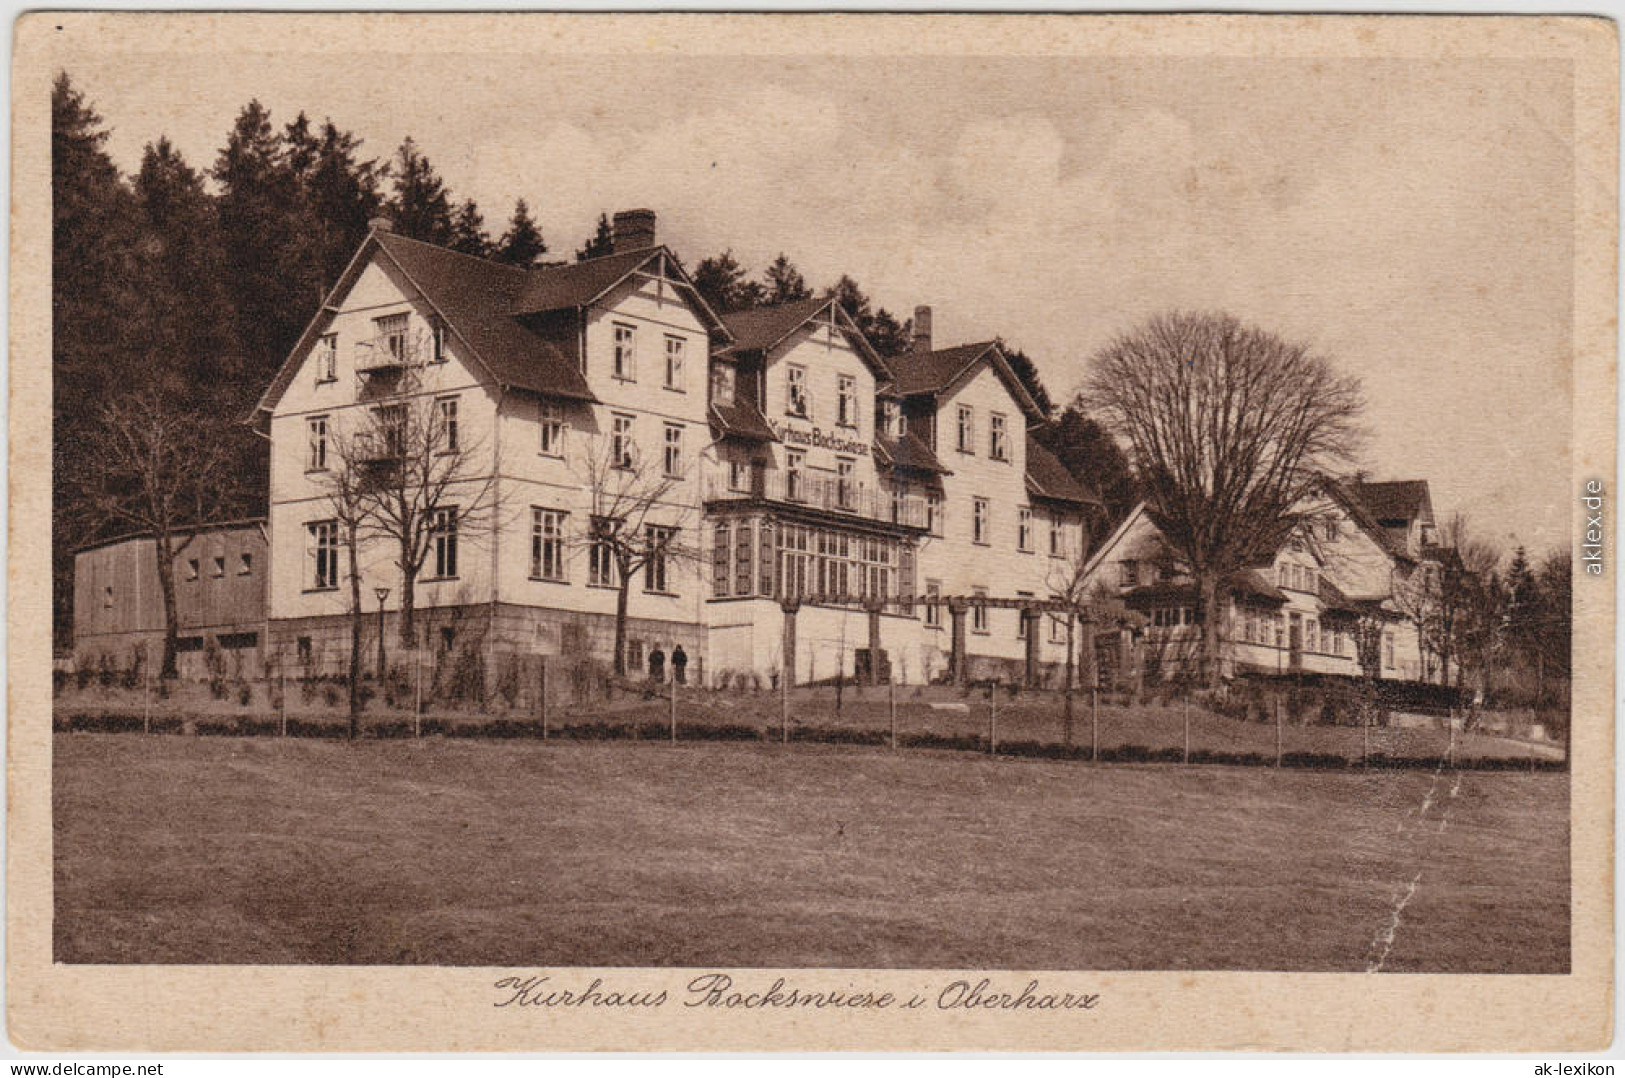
(307, 416, 328, 471)
(728, 459, 749, 493)
(1307, 619, 1319, 653)
(1016, 591, 1034, 638)
(1050, 601, 1068, 644)
(785, 449, 806, 502)
(835, 457, 855, 510)
(431, 317, 447, 363)
(539, 401, 566, 457)
(1120, 560, 1139, 588)
(957, 405, 974, 453)
(663, 423, 683, 478)
(712, 523, 732, 598)
(664, 335, 685, 390)
(645, 525, 676, 593)
(612, 413, 635, 469)
(532, 507, 567, 581)
(710, 362, 735, 406)
(786, 363, 809, 418)
(308, 521, 338, 590)
(375, 312, 409, 360)
(990, 412, 1009, 461)
(102, 585, 113, 610)
(375, 402, 406, 460)
(881, 399, 902, 438)
(1017, 507, 1032, 552)
(926, 493, 944, 537)
(212, 556, 225, 578)
(972, 497, 989, 545)
(239, 553, 253, 575)
(971, 587, 989, 634)
(315, 334, 337, 381)
(613, 323, 637, 380)
(837, 375, 856, 428)
(436, 396, 459, 452)
(1050, 520, 1064, 558)
(923, 580, 942, 627)
(1384, 631, 1396, 670)
(589, 519, 616, 587)
(429, 507, 458, 579)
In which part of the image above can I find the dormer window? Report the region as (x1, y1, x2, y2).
(710, 363, 735, 407)
(881, 400, 904, 438)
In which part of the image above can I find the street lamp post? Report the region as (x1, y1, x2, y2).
(375, 587, 391, 681)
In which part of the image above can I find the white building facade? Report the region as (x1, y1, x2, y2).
(253, 211, 1099, 687)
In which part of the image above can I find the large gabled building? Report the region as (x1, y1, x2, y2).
(249, 210, 1101, 686)
(1080, 478, 1450, 686)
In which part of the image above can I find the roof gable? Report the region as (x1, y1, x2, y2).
(720, 298, 891, 382)
(892, 340, 1044, 422)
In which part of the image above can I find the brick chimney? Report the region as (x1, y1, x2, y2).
(612, 209, 657, 253)
(911, 305, 934, 354)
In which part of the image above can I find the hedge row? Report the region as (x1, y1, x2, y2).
(53, 711, 1564, 773)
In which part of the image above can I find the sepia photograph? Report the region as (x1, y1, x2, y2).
(10, 11, 1615, 1053)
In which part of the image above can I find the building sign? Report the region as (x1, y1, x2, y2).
(769, 419, 869, 456)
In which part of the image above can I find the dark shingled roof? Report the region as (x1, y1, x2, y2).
(1351, 479, 1432, 526)
(1123, 569, 1286, 607)
(506, 247, 659, 315)
(874, 430, 950, 475)
(720, 297, 832, 354)
(374, 232, 597, 401)
(1025, 435, 1099, 506)
(890, 342, 997, 396)
(709, 400, 778, 442)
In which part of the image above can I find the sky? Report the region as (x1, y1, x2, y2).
(61, 49, 1576, 555)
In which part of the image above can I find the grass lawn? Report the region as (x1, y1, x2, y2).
(54, 733, 1568, 972)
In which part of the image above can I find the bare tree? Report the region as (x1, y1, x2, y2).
(309, 430, 373, 737)
(340, 345, 499, 650)
(573, 433, 699, 677)
(1047, 545, 1137, 745)
(1082, 311, 1365, 689)
(73, 389, 235, 679)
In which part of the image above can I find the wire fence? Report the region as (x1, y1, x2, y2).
(52, 662, 1568, 774)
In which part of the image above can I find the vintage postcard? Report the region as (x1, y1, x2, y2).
(9, 12, 1616, 1053)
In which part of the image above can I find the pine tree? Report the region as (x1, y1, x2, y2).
(693, 250, 764, 313)
(213, 99, 323, 385)
(296, 117, 384, 293)
(449, 198, 490, 258)
(1034, 403, 1143, 549)
(386, 136, 455, 246)
(135, 138, 240, 394)
(51, 72, 147, 647)
(761, 253, 811, 305)
(993, 340, 1055, 418)
(493, 198, 548, 268)
(575, 212, 615, 261)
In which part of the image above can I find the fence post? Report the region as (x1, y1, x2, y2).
(1091, 686, 1099, 764)
(1274, 693, 1283, 768)
(780, 663, 789, 745)
(413, 635, 423, 738)
(278, 658, 287, 738)
(669, 671, 677, 744)
(1446, 708, 1455, 769)
(889, 677, 897, 751)
(1363, 707, 1371, 769)
(988, 685, 998, 756)
(539, 658, 549, 741)
(143, 651, 152, 735)
(1183, 694, 1191, 765)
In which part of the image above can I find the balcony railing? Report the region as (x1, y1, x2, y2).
(354, 336, 409, 375)
(704, 470, 928, 529)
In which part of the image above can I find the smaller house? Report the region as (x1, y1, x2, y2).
(73, 519, 268, 679)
